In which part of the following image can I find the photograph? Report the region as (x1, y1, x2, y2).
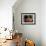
(21, 13, 36, 25)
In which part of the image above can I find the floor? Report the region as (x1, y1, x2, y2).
(0, 39, 24, 46)
(0, 39, 16, 46)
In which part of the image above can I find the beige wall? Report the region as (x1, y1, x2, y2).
(41, 0, 46, 46)
(13, 0, 46, 46)
(13, 0, 41, 46)
(0, 0, 16, 29)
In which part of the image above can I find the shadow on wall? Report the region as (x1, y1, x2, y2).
(12, 0, 25, 35)
(12, 0, 24, 10)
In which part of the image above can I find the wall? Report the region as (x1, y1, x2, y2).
(41, 0, 46, 46)
(0, 0, 16, 29)
(13, 0, 41, 46)
(0, 0, 17, 39)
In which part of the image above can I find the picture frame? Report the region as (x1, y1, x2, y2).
(21, 13, 36, 25)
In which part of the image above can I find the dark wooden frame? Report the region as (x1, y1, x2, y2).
(21, 13, 36, 25)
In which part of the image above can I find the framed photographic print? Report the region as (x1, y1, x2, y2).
(21, 13, 36, 25)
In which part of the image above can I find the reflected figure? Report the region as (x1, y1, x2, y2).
(24, 15, 33, 22)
